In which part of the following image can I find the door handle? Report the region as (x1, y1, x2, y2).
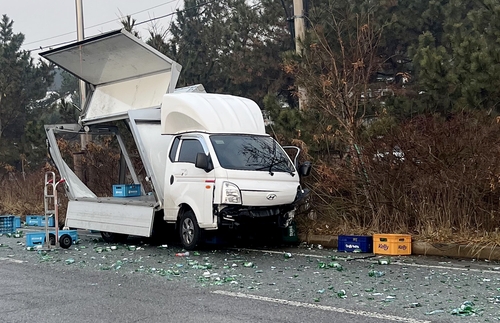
(170, 175, 174, 185)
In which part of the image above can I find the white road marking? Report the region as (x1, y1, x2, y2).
(0, 257, 24, 264)
(390, 261, 500, 275)
(212, 290, 431, 323)
(240, 248, 500, 274)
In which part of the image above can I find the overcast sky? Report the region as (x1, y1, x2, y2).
(2, 0, 182, 59)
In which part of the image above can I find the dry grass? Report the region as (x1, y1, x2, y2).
(0, 165, 53, 219)
(296, 112, 500, 244)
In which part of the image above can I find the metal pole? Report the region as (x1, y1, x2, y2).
(75, 0, 86, 109)
(75, 0, 91, 182)
(293, 0, 306, 110)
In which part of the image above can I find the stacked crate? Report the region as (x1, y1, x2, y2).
(26, 215, 55, 227)
(0, 215, 15, 234)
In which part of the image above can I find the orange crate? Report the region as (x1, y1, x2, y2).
(373, 234, 411, 255)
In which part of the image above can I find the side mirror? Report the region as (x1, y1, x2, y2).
(195, 153, 213, 172)
(298, 161, 312, 177)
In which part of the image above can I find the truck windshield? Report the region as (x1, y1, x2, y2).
(210, 134, 295, 174)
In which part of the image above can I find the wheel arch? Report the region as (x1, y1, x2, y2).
(176, 203, 193, 227)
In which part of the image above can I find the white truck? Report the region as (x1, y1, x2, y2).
(41, 29, 311, 249)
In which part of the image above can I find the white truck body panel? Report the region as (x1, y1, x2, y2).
(40, 29, 181, 124)
(84, 73, 171, 122)
(161, 93, 265, 135)
(131, 118, 170, 205)
(66, 199, 155, 236)
(46, 125, 97, 199)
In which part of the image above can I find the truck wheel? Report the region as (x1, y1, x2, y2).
(179, 210, 201, 250)
(100, 232, 129, 243)
(59, 234, 72, 249)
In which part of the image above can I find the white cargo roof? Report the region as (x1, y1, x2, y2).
(40, 29, 181, 124)
(161, 93, 265, 135)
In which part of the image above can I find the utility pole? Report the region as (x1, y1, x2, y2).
(293, 0, 305, 53)
(293, 0, 306, 110)
(74, 0, 89, 182)
(75, 0, 86, 109)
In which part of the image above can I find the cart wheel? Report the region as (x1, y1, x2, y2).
(59, 234, 72, 249)
(49, 233, 56, 246)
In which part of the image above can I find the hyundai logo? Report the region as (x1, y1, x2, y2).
(267, 194, 277, 200)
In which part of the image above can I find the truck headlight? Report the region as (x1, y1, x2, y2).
(222, 182, 242, 204)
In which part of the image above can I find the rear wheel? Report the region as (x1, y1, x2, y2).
(101, 232, 129, 243)
(179, 210, 201, 250)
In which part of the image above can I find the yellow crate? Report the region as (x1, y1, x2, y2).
(373, 234, 412, 255)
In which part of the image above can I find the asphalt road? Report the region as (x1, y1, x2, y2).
(1, 228, 500, 322)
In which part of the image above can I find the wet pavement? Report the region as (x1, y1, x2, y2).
(1, 227, 500, 322)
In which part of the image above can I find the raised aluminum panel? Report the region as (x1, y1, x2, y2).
(66, 199, 155, 237)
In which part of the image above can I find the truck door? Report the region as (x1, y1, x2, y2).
(164, 135, 216, 228)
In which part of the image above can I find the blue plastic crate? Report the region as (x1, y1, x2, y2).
(25, 230, 78, 247)
(14, 216, 21, 228)
(0, 215, 15, 234)
(113, 184, 141, 197)
(25, 232, 47, 246)
(338, 235, 373, 253)
(26, 215, 55, 227)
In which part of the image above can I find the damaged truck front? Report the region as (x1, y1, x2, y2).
(41, 29, 311, 249)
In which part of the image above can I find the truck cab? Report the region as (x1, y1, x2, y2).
(160, 93, 310, 248)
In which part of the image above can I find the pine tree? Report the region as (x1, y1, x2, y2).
(146, 0, 293, 107)
(0, 15, 54, 169)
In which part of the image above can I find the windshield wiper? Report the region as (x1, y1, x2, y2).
(255, 159, 295, 176)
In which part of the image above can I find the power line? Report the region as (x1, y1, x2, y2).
(28, 0, 234, 53)
(24, 0, 179, 47)
(135, 0, 217, 26)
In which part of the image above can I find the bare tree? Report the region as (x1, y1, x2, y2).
(284, 2, 383, 221)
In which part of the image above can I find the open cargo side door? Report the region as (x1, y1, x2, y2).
(40, 28, 182, 125)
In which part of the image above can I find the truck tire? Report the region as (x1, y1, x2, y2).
(101, 232, 129, 243)
(179, 210, 201, 250)
(59, 234, 72, 249)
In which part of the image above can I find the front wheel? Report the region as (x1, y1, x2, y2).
(179, 210, 201, 250)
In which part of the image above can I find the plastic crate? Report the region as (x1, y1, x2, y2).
(338, 235, 373, 253)
(0, 215, 15, 234)
(25, 230, 78, 247)
(14, 216, 21, 228)
(373, 234, 412, 255)
(26, 215, 55, 227)
(113, 184, 141, 197)
(25, 232, 47, 246)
